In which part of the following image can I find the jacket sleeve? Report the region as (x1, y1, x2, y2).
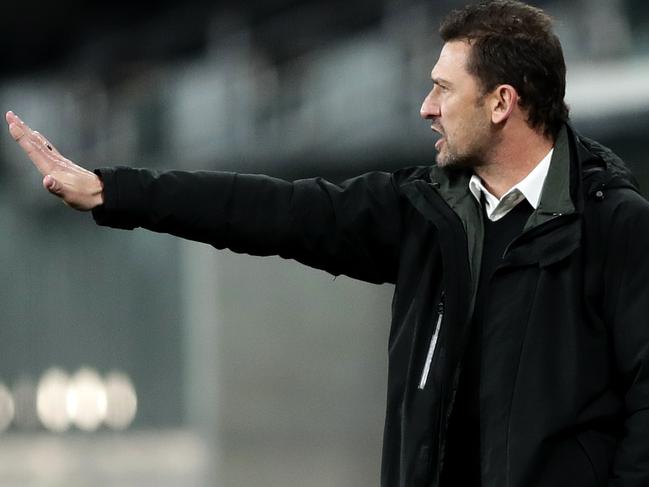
(606, 190, 649, 486)
(91, 167, 404, 284)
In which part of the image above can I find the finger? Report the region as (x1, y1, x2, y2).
(6, 111, 30, 141)
(32, 130, 63, 157)
(8, 120, 25, 140)
(6, 111, 23, 129)
(6, 114, 61, 175)
(43, 175, 60, 195)
(8, 111, 68, 162)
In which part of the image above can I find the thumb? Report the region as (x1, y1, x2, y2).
(43, 175, 61, 195)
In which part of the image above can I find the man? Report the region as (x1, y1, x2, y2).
(6, 1, 649, 485)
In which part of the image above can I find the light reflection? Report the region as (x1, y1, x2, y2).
(32, 367, 137, 432)
(67, 367, 107, 432)
(36, 368, 71, 432)
(104, 371, 138, 430)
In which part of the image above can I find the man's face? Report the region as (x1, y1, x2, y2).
(420, 40, 495, 168)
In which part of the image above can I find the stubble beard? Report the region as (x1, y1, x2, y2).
(435, 136, 486, 170)
(434, 94, 495, 169)
(434, 117, 495, 170)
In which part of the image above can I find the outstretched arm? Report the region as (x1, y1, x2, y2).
(5, 111, 104, 210)
(6, 111, 404, 283)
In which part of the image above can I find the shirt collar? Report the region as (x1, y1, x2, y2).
(469, 148, 554, 212)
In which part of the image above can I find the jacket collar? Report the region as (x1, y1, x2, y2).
(524, 125, 575, 231)
(404, 123, 638, 271)
(430, 126, 576, 231)
(424, 122, 638, 215)
(414, 125, 582, 271)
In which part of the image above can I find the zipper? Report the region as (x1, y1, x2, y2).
(418, 295, 445, 390)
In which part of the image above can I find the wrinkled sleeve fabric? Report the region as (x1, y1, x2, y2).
(92, 167, 404, 284)
(606, 190, 649, 486)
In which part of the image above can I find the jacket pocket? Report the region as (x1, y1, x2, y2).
(418, 297, 444, 390)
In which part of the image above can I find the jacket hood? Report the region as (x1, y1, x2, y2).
(572, 127, 640, 197)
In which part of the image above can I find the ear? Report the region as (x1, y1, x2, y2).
(488, 84, 518, 124)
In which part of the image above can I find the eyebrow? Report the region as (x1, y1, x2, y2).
(432, 77, 453, 87)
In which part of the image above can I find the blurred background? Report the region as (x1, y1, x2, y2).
(0, 0, 648, 485)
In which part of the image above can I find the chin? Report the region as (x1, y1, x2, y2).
(435, 149, 449, 166)
(435, 151, 456, 168)
(436, 151, 481, 170)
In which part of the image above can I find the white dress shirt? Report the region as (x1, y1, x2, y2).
(468, 148, 554, 222)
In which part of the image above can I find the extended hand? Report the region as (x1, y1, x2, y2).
(5, 111, 104, 211)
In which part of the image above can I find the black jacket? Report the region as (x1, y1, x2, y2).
(93, 125, 649, 487)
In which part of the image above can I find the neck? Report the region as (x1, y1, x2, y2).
(474, 125, 553, 199)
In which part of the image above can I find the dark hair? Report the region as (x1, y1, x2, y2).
(440, 0, 569, 139)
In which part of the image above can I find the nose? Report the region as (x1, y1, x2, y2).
(420, 89, 440, 120)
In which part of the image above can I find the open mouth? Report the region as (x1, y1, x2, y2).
(431, 125, 445, 148)
(431, 125, 445, 149)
